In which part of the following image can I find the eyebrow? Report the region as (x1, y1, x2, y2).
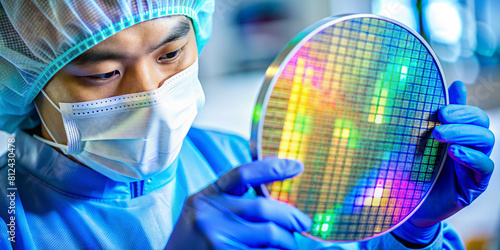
(149, 18, 191, 52)
(69, 51, 128, 66)
(69, 19, 191, 66)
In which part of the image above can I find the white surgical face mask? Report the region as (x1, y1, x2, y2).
(34, 60, 204, 182)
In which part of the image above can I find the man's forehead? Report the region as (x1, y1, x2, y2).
(68, 16, 191, 65)
(91, 16, 189, 50)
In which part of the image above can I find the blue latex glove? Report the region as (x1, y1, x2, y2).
(392, 81, 495, 247)
(165, 158, 312, 250)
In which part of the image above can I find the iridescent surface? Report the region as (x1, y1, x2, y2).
(254, 16, 447, 241)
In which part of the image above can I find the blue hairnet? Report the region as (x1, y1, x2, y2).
(0, 0, 214, 133)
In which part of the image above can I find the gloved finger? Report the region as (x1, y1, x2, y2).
(247, 222, 298, 250)
(196, 198, 298, 250)
(210, 195, 312, 232)
(433, 124, 495, 154)
(438, 105, 490, 128)
(215, 157, 303, 195)
(448, 81, 467, 105)
(448, 144, 494, 189)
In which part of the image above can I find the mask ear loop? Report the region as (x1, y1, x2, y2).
(40, 88, 61, 113)
(33, 89, 69, 154)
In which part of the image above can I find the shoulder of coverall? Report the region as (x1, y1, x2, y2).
(187, 126, 252, 177)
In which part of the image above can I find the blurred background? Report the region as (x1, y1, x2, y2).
(193, 0, 500, 249)
(0, 0, 497, 249)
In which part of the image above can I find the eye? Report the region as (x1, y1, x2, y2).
(158, 48, 182, 62)
(88, 70, 119, 80)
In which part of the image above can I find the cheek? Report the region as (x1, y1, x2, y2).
(44, 74, 77, 103)
(73, 83, 121, 101)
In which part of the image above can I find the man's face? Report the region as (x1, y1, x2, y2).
(35, 16, 198, 144)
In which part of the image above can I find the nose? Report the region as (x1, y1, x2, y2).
(120, 59, 163, 95)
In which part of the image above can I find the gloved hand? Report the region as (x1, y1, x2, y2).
(165, 158, 312, 250)
(392, 81, 495, 246)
